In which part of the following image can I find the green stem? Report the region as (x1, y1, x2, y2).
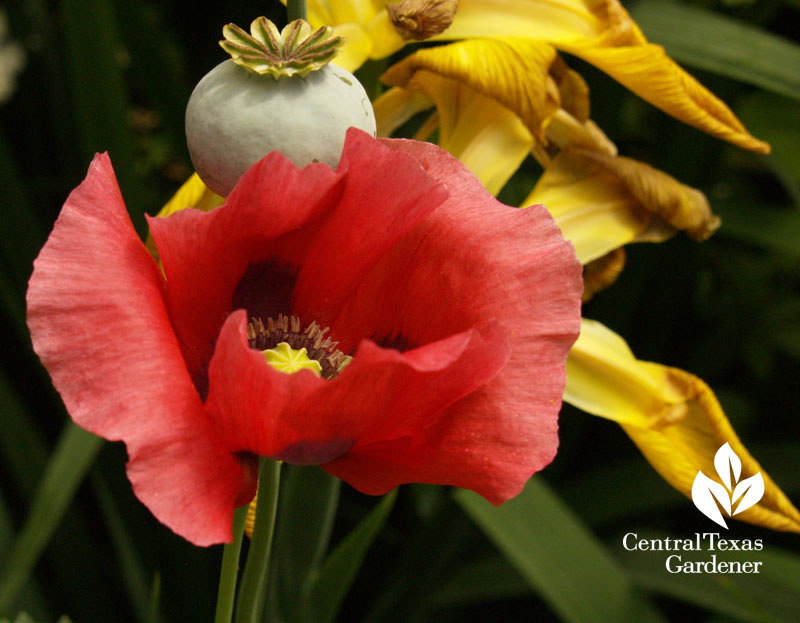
(235, 458, 282, 623)
(287, 0, 308, 22)
(214, 505, 248, 623)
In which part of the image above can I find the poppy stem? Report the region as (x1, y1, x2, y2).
(234, 458, 282, 623)
(287, 0, 308, 22)
(214, 504, 248, 623)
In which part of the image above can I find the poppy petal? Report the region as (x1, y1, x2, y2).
(148, 130, 448, 382)
(205, 311, 510, 465)
(147, 153, 344, 382)
(27, 154, 247, 546)
(324, 139, 583, 500)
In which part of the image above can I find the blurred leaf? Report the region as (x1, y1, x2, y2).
(0, 272, 26, 341)
(736, 92, 800, 207)
(112, 1, 191, 162)
(0, 128, 41, 297)
(0, 491, 51, 623)
(59, 0, 147, 231)
(90, 472, 158, 623)
(308, 490, 397, 623)
(631, 0, 800, 100)
(455, 478, 667, 623)
(564, 457, 684, 525)
(619, 531, 800, 623)
(269, 466, 340, 623)
(0, 423, 103, 613)
(0, 373, 111, 621)
(433, 556, 531, 607)
(0, 369, 49, 495)
(8, 0, 80, 173)
(0, 616, 72, 623)
(714, 199, 800, 257)
(147, 572, 161, 623)
(363, 497, 472, 623)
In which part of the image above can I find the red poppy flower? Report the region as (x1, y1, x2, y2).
(27, 129, 582, 546)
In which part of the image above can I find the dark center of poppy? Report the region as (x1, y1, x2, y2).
(247, 314, 351, 380)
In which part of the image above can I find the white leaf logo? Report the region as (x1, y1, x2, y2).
(691, 443, 764, 528)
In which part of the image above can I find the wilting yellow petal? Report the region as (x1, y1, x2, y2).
(436, 0, 768, 152)
(302, 0, 405, 65)
(372, 86, 435, 137)
(582, 247, 625, 302)
(524, 146, 718, 264)
(566, 319, 800, 532)
(375, 70, 534, 194)
(544, 109, 617, 157)
(382, 39, 559, 143)
(364, 11, 406, 58)
(562, 42, 770, 154)
(329, 22, 375, 71)
(440, 0, 603, 43)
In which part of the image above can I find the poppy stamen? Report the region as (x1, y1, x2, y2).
(247, 314, 351, 379)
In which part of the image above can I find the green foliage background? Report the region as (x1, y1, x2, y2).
(1, 1, 799, 621)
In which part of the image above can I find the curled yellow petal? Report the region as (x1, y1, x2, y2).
(329, 23, 375, 71)
(562, 41, 770, 154)
(374, 70, 534, 194)
(582, 247, 625, 302)
(372, 86, 435, 137)
(436, 0, 769, 152)
(566, 319, 800, 533)
(524, 146, 719, 264)
(382, 39, 559, 143)
(441, 0, 602, 43)
(544, 109, 617, 157)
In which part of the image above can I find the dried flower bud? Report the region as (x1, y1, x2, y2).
(387, 0, 458, 41)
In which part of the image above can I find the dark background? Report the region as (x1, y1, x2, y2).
(1, 1, 799, 621)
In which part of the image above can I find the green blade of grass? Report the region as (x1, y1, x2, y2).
(308, 490, 397, 623)
(0, 422, 103, 613)
(90, 471, 159, 623)
(59, 0, 147, 232)
(269, 466, 340, 623)
(455, 478, 667, 623)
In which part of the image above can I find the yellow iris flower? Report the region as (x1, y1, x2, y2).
(302, 0, 768, 153)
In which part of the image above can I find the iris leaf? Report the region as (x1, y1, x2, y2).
(631, 0, 800, 100)
(308, 489, 397, 623)
(0, 422, 103, 613)
(715, 198, 800, 257)
(59, 0, 146, 232)
(454, 478, 667, 623)
(432, 556, 531, 607)
(0, 371, 48, 497)
(0, 489, 50, 623)
(268, 466, 340, 623)
(736, 91, 800, 208)
(90, 472, 159, 623)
